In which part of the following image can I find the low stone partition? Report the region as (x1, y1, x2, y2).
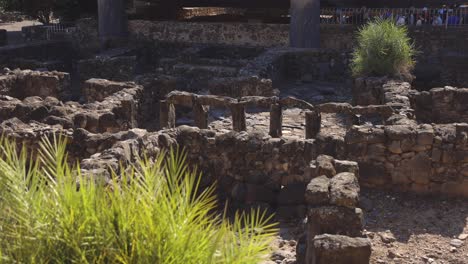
(83, 78, 138, 102)
(161, 91, 322, 138)
(0, 69, 71, 100)
(300, 161, 371, 264)
(207, 76, 276, 97)
(346, 123, 468, 197)
(411, 87, 468, 124)
(0, 78, 143, 134)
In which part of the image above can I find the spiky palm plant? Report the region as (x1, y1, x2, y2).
(351, 19, 416, 78)
(0, 136, 277, 263)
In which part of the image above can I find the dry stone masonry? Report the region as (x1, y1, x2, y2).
(0, 27, 467, 263)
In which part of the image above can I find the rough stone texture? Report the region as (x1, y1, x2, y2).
(0, 69, 71, 100)
(411, 87, 468, 123)
(129, 21, 468, 86)
(330, 172, 360, 208)
(311, 234, 372, 264)
(83, 79, 137, 102)
(0, 78, 143, 134)
(305, 176, 330, 206)
(207, 76, 277, 97)
(77, 56, 137, 83)
(346, 123, 468, 197)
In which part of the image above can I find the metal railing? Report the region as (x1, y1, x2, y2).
(320, 7, 468, 27)
(45, 23, 76, 40)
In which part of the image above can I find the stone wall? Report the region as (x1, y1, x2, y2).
(77, 56, 137, 83)
(411, 87, 468, 124)
(0, 78, 143, 134)
(347, 79, 468, 197)
(301, 161, 371, 264)
(0, 69, 71, 100)
(83, 78, 138, 102)
(129, 21, 468, 87)
(346, 119, 468, 198)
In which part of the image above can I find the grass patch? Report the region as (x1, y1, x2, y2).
(351, 19, 416, 79)
(0, 136, 277, 263)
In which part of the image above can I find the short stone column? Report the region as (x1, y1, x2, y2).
(231, 103, 246, 132)
(269, 103, 283, 138)
(305, 110, 321, 139)
(302, 155, 371, 264)
(159, 100, 175, 129)
(193, 101, 209, 129)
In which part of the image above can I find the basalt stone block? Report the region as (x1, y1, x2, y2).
(330, 172, 360, 208)
(307, 206, 364, 238)
(305, 176, 330, 206)
(310, 234, 371, 264)
(384, 125, 415, 141)
(334, 160, 359, 178)
(394, 153, 432, 185)
(315, 155, 336, 178)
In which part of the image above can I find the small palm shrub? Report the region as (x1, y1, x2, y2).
(0, 136, 277, 263)
(351, 19, 416, 78)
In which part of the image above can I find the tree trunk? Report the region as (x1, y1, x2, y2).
(97, 0, 127, 48)
(290, 0, 320, 48)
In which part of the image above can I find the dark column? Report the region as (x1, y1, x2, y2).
(305, 110, 321, 139)
(160, 100, 176, 129)
(97, 0, 128, 48)
(193, 101, 209, 129)
(231, 103, 247, 132)
(269, 103, 283, 138)
(290, 0, 320, 48)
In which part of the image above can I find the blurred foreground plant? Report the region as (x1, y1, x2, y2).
(0, 136, 277, 263)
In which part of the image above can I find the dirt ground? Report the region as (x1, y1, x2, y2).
(363, 189, 468, 264)
(266, 188, 468, 264)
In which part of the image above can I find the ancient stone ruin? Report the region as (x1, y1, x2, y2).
(0, 10, 467, 264)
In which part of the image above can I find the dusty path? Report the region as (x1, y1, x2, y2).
(0, 20, 41, 45)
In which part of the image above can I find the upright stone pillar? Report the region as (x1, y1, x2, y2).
(160, 100, 176, 129)
(290, 0, 320, 48)
(98, 0, 128, 49)
(231, 103, 247, 132)
(305, 110, 321, 139)
(193, 101, 209, 129)
(269, 103, 283, 138)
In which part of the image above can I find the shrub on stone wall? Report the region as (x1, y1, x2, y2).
(351, 19, 416, 79)
(0, 136, 277, 263)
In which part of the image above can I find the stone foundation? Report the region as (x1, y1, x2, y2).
(0, 69, 71, 100)
(411, 87, 468, 124)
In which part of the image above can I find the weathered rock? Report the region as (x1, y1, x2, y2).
(315, 155, 336, 178)
(83, 78, 137, 102)
(310, 234, 371, 264)
(330, 172, 360, 208)
(305, 176, 330, 206)
(307, 206, 364, 238)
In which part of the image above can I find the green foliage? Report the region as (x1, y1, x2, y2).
(0, 136, 277, 263)
(351, 19, 416, 78)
